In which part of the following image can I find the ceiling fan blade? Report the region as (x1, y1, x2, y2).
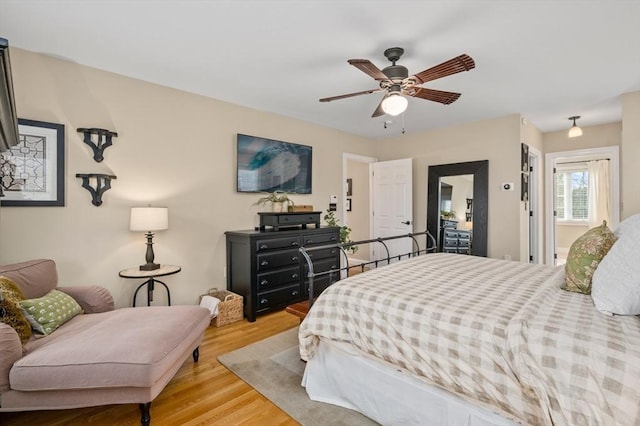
(411, 87, 461, 104)
(371, 95, 386, 117)
(412, 54, 475, 84)
(348, 59, 388, 81)
(319, 88, 382, 103)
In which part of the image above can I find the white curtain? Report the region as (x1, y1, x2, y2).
(587, 160, 611, 228)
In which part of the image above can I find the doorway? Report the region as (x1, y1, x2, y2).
(544, 146, 620, 265)
(524, 145, 543, 264)
(343, 153, 376, 263)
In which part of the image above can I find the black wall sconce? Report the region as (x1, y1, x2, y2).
(76, 173, 117, 206)
(77, 128, 117, 162)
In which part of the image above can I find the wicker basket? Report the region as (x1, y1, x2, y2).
(202, 289, 243, 327)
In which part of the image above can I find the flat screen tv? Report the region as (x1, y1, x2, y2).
(236, 134, 312, 193)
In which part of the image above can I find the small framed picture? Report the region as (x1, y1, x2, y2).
(0, 118, 65, 206)
(346, 198, 352, 212)
(521, 143, 529, 174)
(521, 172, 529, 202)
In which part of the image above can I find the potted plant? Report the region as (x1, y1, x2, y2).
(440, 210, 457, 220)
(324, 209, 358, 254)
(254, 191, 294, 212)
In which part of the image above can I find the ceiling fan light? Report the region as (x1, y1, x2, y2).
(381, 94, 408, 116)
(568, 115, 582, 138)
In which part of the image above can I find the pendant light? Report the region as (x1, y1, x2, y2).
(568, 116, 583, 138)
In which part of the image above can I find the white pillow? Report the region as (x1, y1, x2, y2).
(591, 213, 640, 315)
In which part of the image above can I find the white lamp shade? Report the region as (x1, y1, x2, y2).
(568, 125, 583, 138)
(381, 94, 408, 116)
(130, 207, 169, 232)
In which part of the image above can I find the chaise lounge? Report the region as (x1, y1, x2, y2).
(0, 259, 211, 425)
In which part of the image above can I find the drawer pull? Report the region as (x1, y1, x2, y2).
(292, 273, 299, 279)
(260, 260, 269, 266)
(306, 239, 313, 244)
(260, 298, 269, 305)
(330, 249, 337, 254)
(290, 241, 299, 246)
(330, 237, 337, 241)
(259, 244, 268, 249)
(291, 290, 299, 297)
(260, 279, 269, 286)
(291, 256, 299, 261)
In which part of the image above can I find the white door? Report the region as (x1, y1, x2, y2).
(371, 158, 413, 263)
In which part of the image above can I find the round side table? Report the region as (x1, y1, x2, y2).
(119, 265, 181, 307)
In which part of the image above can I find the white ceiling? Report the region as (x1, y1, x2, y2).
(1, 1, 639, 140)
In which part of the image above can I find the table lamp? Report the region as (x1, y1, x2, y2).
(130, 206, 168, 271)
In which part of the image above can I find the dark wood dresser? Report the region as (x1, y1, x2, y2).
(440, 219, 472, 254)
(225, 226, 340, 321)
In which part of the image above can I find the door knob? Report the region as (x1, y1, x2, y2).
(401, 220, 411, 225)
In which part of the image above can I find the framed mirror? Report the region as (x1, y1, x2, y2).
(427, 160, 488, 257)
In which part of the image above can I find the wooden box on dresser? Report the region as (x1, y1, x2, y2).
(225, 226, 340, 322)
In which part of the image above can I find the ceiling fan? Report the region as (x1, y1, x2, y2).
(320, 47, 475, 117)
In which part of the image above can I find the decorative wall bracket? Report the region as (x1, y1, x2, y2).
(76, 173, 117, 206)
(77, 128, 118, 162)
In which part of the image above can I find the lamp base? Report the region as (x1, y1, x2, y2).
(139, 262, 161, 271)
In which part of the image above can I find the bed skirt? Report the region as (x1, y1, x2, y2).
(302, 337, 520, 426)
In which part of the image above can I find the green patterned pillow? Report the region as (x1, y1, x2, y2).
(0, 276, 32, 344)
(18, 289, 83, 335)
(563, 221, 616, 294)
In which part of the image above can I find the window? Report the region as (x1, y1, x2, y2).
(555, 166, 588, 222)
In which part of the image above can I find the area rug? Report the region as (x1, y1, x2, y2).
(217, 327, 376, 426)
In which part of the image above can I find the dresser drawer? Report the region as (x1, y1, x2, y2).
(444, 237, 459, 247)
(304, 275, 336, 298)
(257, 266, 300, 291)
(256, 236, 300, 252)
(306, 247, 340, 261)
(302, 232, 339, 246)
(457, 239, 471, 248)
(276, 213, 320, 226)
(304, 257, 339, 275)
(443, 229, 459, 238)
(257, 249, 300, 271)
(257, 285, 301, 311)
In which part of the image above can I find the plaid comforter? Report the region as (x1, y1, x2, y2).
(299, 253, 640, 425)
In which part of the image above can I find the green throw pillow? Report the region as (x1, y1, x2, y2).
(19, 289, 83, 335)
(563, 221, 616, 294)
(0, 276, 32, 344)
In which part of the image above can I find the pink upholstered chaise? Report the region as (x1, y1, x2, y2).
(0, 259, 210, 425)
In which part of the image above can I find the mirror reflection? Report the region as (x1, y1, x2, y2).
(439, 174, 473, 254)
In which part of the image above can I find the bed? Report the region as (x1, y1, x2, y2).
(298, 238, 640, 425)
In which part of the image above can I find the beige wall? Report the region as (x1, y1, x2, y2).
(556, 224, 588, 250)
(375, 114, 523, 260)
(543, 122, 621, 154)
(621, 91, 640, 219)
(346, 159, 370, 244)
(3, 48, 639, 304)
(0, 48, 375, 308)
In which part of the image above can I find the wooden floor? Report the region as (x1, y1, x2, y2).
(0, 310, 301, 426)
